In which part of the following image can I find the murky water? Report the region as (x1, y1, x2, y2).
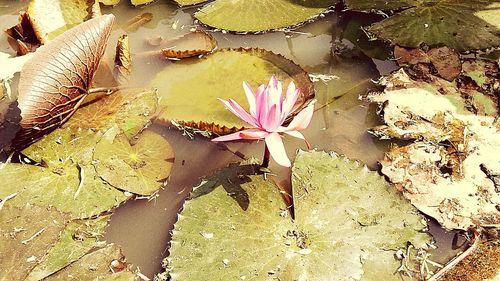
(0, 1, 465, 278)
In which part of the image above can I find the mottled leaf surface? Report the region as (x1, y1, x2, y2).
(166, 151, 430, 280)
(161, 31, 217, 59)
(14, 15, 114, 149)
(195, 0, 334, 32)
(152, 48, 314, 135)
(346, 0, 500, 51)
(94, 127, 174, 195)
(0, 204, 69, 281)
(26, 216, 110, 281)
(366, 60, 500, 230)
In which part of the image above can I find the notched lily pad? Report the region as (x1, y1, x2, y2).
(194, 0, 335, 33)
(366, 60, 500, 230)
(161, 31, 217, 59)
(152, 48, 314, 135)
(165, 151, 431, 280)
(173, 0, 208, 6)
(93, 126, 174, 196)
(346, 0, 500, 51)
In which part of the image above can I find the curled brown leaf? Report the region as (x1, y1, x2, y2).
(12, 15, 115, 149)
(4, 12, 41, 55)
(160, 31, 217, 59)
(114, 35, 132, 85)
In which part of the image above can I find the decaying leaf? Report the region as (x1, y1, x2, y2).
(13, 15, 115, 149)
(93, 126, 174, 196)
(165, 151, 431, 280)
(366, 60, 500, 230)
(345, 0, 500, 51)
(194, 0, 335, 32)
(4, 12, 41, 55)
(161, 31, 217, 59)
(114, 34, 132, 85)
(124, 12, 153, 32)
(152, 48, 314, 135)
(394, 46, 462, 81)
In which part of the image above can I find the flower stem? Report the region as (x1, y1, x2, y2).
(261, 144, 270, 169)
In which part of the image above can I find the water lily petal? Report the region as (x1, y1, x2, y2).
(240, 128, 269, 139)
(211, 131, 245, 142)
(242, 81, 256, 116)
(284, 103, 314, 131)
(219, 98, 259, 127)
(261, 104, 278, 131)
(282, 82, 300, 121)
(265, 132, 291, 167)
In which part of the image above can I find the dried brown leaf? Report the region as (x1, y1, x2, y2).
(12, 15, 115, 149)
(4, 12, 41, 55)
(114, 34, 132, 85)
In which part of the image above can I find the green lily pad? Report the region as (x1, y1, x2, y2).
(0, 204, 69, 280)
(173, 0, 208, 6)
(166, 151, 431, 280)
(93, 126, 175, 195)
(0, 129, 130, 219)
(26, 216, 110, 281)
(195, 0, 334, 32)
(45, 244, 137, 280)
(65, 89, 158, 140)
(345, 0, 500, 51)
(152, 48, 314, 135)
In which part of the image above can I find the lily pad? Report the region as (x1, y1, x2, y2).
(194, 0, 334, 32)
(345, 0, 500, 51)
(93, 126, 174, 196)
(0, 129, 130, 219)
(166, 151, 431, 280)
(0, 204, 69, 280)
(173, 0, 208, 6)
(26, 216, 110, 281)
(65, 89, 158, 140)
(152, 48, 314, 135)
(45, 244, 137, 280)
(366, 61, 500, 230)
(161, 31, 217, 59)
(27, 0, 94, 43)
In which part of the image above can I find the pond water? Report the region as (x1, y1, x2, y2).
(0, 1, 467, 278)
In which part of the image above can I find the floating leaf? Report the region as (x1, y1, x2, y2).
(152, 48, 314, 135)
(45, 244, 137, 280)
(173, 0, 208, 6)
(26, 216, 110, 281)
(0, 129, 130, 219)
(27, 0, 97, 43)
(161, 31, 217, 59)
(345, 0, 500, 51)
(114, 35, 132, 85)
(366, 60, 500, 230)
(394, 46, 462, 81)
(13, 15, 114, 149)
(124, 12, 153, 32)
(0, 204, 69, 280)
(93, 126, 175, 196)
(65, 89, 158, 140)
(166, 151, 431, 280)
(194, 0, 334, 32)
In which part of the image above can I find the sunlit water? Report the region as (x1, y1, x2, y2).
(0, 1, 465, 278)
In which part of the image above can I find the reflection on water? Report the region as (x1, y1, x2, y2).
(0, 1, 462, 278)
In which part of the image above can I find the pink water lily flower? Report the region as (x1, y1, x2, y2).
(212, 75, 314, 167)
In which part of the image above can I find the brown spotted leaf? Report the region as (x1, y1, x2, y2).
(13, 15, 115, 149)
